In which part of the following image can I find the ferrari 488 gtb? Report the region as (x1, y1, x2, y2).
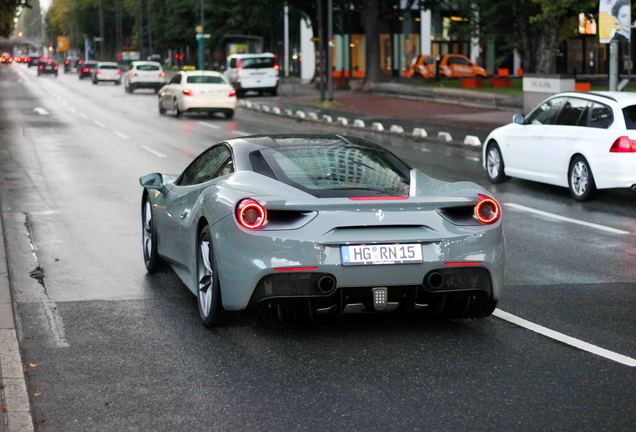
(140, 135, 504, 326)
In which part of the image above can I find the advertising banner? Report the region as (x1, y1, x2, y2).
(599, 0, 631, 43)
(56, 36, 69, 52)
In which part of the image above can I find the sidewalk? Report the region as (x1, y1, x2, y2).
(252, 81, 517, 146)
(0, 202, 34, 431)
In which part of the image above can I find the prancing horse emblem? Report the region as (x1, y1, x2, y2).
(375, 209, 385, 222)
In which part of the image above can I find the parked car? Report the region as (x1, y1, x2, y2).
(139, 134, 504, 326)
(123, 61, 166, 93)
(439, 54, 487, 78)
(78, 60, 97, 79)
(64, 56, 80, 73)
(404, 54, 436, 79)
(224, 53, 279, 97)
(36, 57, 58, 76)
(0, 52, 12, 64)
(158, 71, 236, 119)
(483, 91, 636, 201)
(92, 62, 121, 85)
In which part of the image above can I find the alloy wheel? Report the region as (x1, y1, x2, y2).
(487, 148, 501, 179)
(198, 238, 213, 318)
(571, 161, 588, 197)
(142, 201, 152, 262)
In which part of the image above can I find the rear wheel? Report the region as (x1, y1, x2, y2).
(568, 156, 596, 201)
(485, 142, 508, 183)
(142, 197, 164, 272)
(158, 98, 166, 115)
(173, 98, 182, 118)
(197, 226, 225, 327)
(224, 110, 234, 120)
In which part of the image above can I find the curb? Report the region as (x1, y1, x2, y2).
(237, 100, 482, 152)
(0, 203, 34, 432)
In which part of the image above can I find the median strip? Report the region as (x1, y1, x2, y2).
(494, 309, 636, 367)
(505, 203, 629, 235)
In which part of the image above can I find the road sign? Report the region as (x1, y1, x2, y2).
(195, 25, 204, 33)
(56, 36, 69, 52)
(94, 37, 104, 42)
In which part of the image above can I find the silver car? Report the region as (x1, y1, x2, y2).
(140, 135, 504, 326)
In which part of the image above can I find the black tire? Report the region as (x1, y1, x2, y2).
(196, 226, 225, 327)
(485, 142, 508, 183)
(224, 110, 234, 120)
(270, 88, 278, 96)
(115, 80, 121, 86)
(158, 98, 166, 115)
(141, 196, 164, 272)
(92, 79, 97, 85)
(174, 99, 182, 118)
(568, 155, 596, 201)
(154, 87, 160, 94)
(130, 84, 136, 94)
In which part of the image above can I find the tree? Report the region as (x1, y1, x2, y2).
(1, 1, 31, 38)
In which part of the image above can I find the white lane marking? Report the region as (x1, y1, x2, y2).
(197, 121, 220, 129)
(505, 202, 629, 235)
(93, 120, 106, 128)
(113, 130, 130, 140)
(33, 107, 49, 116)
(233, 130, 250, 136)
(465, 156, 480, 162)
(420, 148, 432, 153)
(493, 309, 636, 367)
(79, 113, 88, 119)
(141, 145, 166, 158)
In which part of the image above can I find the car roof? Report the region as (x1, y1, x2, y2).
(97, 62, 118, 66)
(227, 52, 275, 59)
(132, 61, 161, 66)
(558, 91, 636, 108)
(181, 70, 224, 77)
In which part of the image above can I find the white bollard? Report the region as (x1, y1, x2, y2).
(245, 101, 253, 109)
(261, 105, 271, 113)
(322, 114, 333, 123)
(295, 110, 307, 119)
(390, 124, 405, 134)
(284, 109, 293, 117)
(272, 107, 282, 115)
(412, 128, 428, 138)
(352, 119, 366, 128)
(371, 122, 384, 131)
(437, 131, 453, 142)
(336, 117, 349, 126)
(308, 112, 319, 121)
(463, 135, 482, 147)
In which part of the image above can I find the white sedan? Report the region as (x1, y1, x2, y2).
(158, 71, 237, 119)
(483, 91, 636, 201)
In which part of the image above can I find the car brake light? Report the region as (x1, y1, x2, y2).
(131, 71, 138, 77)
(78, 59, 83, 64)
(116, 70, 121, 75)
(235, 198, 267, 230)
(54, 66, 58, 71)
(474, 194, 500, 224)
(96, 70, 101, 75)
(228, 89, 236, 97)
(38, 65, 43, 70)
(65, 59, 69, 64)
(610, 136, 636, 153)
(82, 68, 89, 73)
(159, 71, 165, 77)
(182, 88, 193, 96)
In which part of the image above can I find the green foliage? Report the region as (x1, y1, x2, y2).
(1, 0, 30, 37)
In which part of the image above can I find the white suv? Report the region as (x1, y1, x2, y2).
(224, 53, 279, 97)
(124, 61, 166, 94)
(92, 62, 121, 85)
(483, 91, 636, 201)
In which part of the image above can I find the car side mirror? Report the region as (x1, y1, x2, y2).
(139, 173, 165, 191)
(512, 113, 525, 125)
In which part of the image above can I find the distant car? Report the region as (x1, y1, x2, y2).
(123, 61, 166, 93)
(224, 53, 279, 97)
(483, 91, 636, 201)
(13, 55, 22, 64)
(439, 54, 487, 78)
(139, 134, 504, 326)
(404, 54, 435, 79)
(92, 62, 121, 85)
(0, 53, 12, 64)
(158, 71, 236, 119)
(78, 60, 97, 79)
(37, 57, 58, 76)
(64, 56, 80, 73)
(27, 54, 40, 68)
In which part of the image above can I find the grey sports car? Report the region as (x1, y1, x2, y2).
(140, 135, 504, 326)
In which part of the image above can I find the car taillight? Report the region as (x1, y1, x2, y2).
(38, 65, 43, 70)
(131, 71, 138, 77)
(182, 88, 193, 96)
(228, 89, 236, 97)
(159, 71, 165, 77)
(82, 68, 89, 73)
(116, 70, 121, 75)
(235, 198, 267, 230)
(474, 194, 500, 224)
(96, 70, 101, 75)
(65, 59, 69, 64)
(610, 136, 636, 153)
(78, 59, 83, 64)
(54, 66, 58, 71)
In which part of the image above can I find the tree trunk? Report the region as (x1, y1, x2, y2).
(534, 24, 558, 74)
(362, 0, 380, 90)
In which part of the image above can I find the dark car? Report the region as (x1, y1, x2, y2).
(64, 56, 80, 73)
(27, 54, 41, 68)
(78, 60, 97, 79)
(37, 57, 59, 76)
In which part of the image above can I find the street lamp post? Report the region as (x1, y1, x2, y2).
(198, 0, 205, 70)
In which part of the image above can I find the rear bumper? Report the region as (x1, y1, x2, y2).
(130, 80, 165, 88)
(593, 157, 636, 189)
(181, 98, 237, 111)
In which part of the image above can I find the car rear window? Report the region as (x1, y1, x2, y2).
(137, 64, 160, 71)
(99, 65, 118, 70)
(623, 105, 636, 130)
(251, 143, 410, 198)
(240, 57, 275, 69)
(186, 75, 225, 84)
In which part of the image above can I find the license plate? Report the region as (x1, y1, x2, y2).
(45, 66, 52, 70)
(341, 243, 423, 266)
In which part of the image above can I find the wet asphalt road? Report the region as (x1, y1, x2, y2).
(0, 64, 635, 431)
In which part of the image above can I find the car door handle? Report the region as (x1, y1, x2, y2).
(179, 210, 190, 220)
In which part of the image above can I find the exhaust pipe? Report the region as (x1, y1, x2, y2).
(425, 271, 445, 290)
(316, 275, 336, 293)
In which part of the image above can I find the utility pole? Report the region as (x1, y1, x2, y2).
(609, 41, 618, 91)
(318, 0, 325, 101)
(98, 0, 104, 59)
(284, 2, 289, 78)
(147, 0, 153, 55)
(115, 0, 123, 56)
(138, 0, 144, 59)
(198, 0, 205, 70)
(326, 0, 333, 100)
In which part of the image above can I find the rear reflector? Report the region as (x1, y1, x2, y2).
(274, 266, 318, 272)
(228, 89, 236, 97)
(444, 261, 481, 267)
(610, 136, 636, 153)
(131, 71, 138, 77)
(182, 89, 193, 96)
(348, 196, 408, 201)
